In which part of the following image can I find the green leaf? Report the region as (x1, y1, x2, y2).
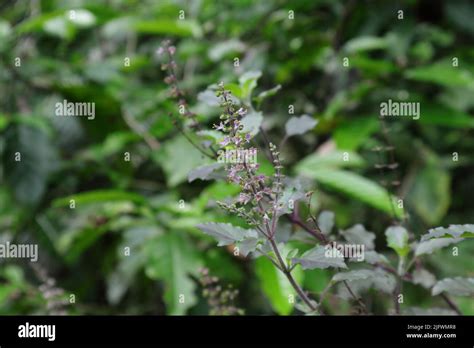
(385, 226, 410, 258)
(239, 70, 261, 101)
(67, 9, 96, 28)
(196, 223, 260, 256)
(43, 16, 75, 39)
(295, 151, 365, 172)
(240, 111, 263, 136)
(155, 135, 212, 187)
(254, 85, 281, 105)
(408, 165, 450, 225)
(432, 277, 474, 297)
(197, 222, 249, 245)
(53, 190, 146, 207)
(188, 163, 223, 183)
(343, 36, 389, 53)
(107, 226, 159, 304)
(333, 117, 379, 150)
(337, 269, 396, 297)
(2, 124, 59, 205)
(292, 245, 347, 270)
(208, 39, 245, 61)
(285, 115, 318, 137)
(341, 224, 375, 249)
(134, 19, 202, 38)
(299, 169, 404, 218)
(419, 104, 474, 128)
(405, 61, 474, 87)
(317, 211, 335, 235)
(277, 180, 307, 215)
(56, 225, 109, 263)
(347, 250, 388, 265)
(332, 269, 375, 283)
(145, 232, 202, 315)
(415, 238, 464, 256)
(421, 225, 474, 241)
(255, 257, 302, 315)
(81, 132, 140, 161)
(412, 269, 436, 289)
(197, 90, 220, 107)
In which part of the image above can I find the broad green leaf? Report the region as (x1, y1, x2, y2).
(317, 211, 335, 235)
(421, 224, 474, 242)
(188, 163, 223, 182)
(295, 151, 365, 172)
(332, 269, 375, 283)
(333, 117, 379, 150)
(56, 225, 109, 263)
(197, 222, 250, 246)
(53, 190, 146, 207)
(155, 135, 212, 187)
(145, 232, 202, 315)
(208, 39, 245, 61)
(347, 250, 388, 265)
(337, 269, 396, 298)
(350, 55, 398, 76)
(43, 16, 75, 39)
(285, 115, 318, 136)
(15, 10, 66, 34)
(277, 180, 307, 215)
(340, 224, 375, 249)
(240, 111, 263, 136)
(412, 269, 436, 289)
(107, 226, 160, 304)
(81, 132, 140, 161)
(197, 223, 260, 256)
(304, 269, 331, 293)
(408, 165, 450, 225)
(67, 9, 96, 27)
(385, 226, 410, 258)
(224, 84, 242, 101)
(415, 238, 464, 256)
(299, 169, 404, 218)
(432, 277, 474, 297)
(2, 124, 59, 205)
(197, 90, 220, 107)
(292, 245, 347, 270)
(343, 36, 388, 53)
(254, 85, 281, 105)
(419, 104, 474, 128)
(134, 19, 202, 38)
(255, 257, 303, 315)
(239, 70, 261, 101)
(405, 61, 474, 87)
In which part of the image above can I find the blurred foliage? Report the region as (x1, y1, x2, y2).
(0, 0, 473, 315)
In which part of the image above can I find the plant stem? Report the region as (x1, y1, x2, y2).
(268, 238, 319, 313)
(440, 293, 463, 315)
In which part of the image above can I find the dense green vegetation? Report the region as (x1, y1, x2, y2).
(0, 0, 473, 315)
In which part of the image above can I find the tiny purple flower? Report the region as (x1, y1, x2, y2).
(236, 108, 247, 116)
(220, 137, 230, 147)
(238, 193, 251, 204)
(215, 122, 225, 131)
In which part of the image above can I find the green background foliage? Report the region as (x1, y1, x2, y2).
(0, 0, 473, 315)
